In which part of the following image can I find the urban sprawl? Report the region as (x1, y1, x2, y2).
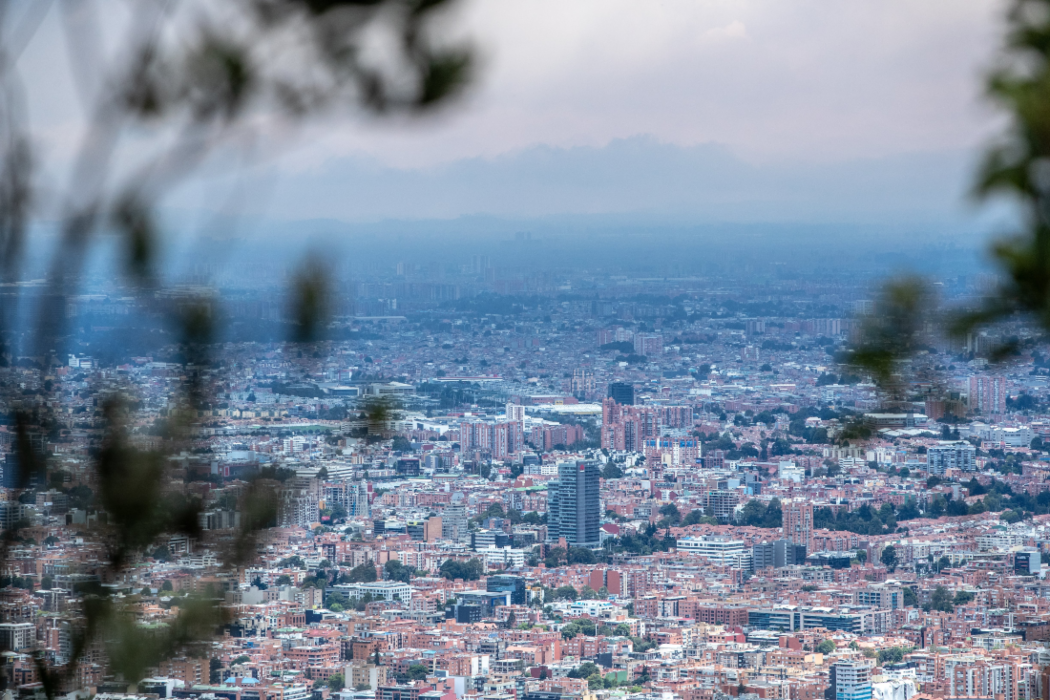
(3, 269, 1049, 700)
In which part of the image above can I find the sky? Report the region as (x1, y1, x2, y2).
(17, 0, 1013, 226)
(304, 0, 1004, 168)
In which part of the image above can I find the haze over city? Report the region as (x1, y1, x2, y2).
(3, 5, 1050, 700)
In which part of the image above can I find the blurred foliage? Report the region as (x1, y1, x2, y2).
(845, 276, 935, 403)
(290, 256, 332, 343)
(360, 396, 402, 438)
(0, 0, 473, 694)
(96, 397, 202, 569)
(972, 0, 1050, 332)
(849, 0, 1050, 402)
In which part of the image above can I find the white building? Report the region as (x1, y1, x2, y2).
(282, 436, 307, 454)
(961, 423, 1033, 447)
(976, 531, 1029, 551)
(778, 461, 805, 483)
(339, 581, 412, 603)
(872, 678, 915, 700)
(475, 547, 526, 568)
(524, 462, 559, 476)
(678, 536, 747, 564)
(0, 622, 35, 651)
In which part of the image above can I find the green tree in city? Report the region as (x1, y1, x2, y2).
(926, 586, 954, 613)
(658, 503, 681, 525)
(439, 558, 484, 581)
(880, 545, 898, 571)
(877, 647, 908, 665)
(554, 585, 579, 601)
(384, 560, 414, 583)
(278, 555, 305, 569)
(568, 662, 600, 679)
(346, 563, 378, 583)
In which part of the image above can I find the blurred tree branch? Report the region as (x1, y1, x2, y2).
(847, 0, 1050, 402)
(0, 0, 473, 693)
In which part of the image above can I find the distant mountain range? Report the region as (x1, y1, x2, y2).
(256, 135, 993, 226)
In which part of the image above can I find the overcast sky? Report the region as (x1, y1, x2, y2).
(19, 0, 1012, 224)
(300, 0, 1005, 168)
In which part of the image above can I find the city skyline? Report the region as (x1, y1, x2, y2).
(4, 3, 1050, 700)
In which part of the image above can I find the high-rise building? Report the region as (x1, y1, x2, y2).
(597, 327, 634, 346)
(442, 505, 470, 543)
(0, 502, 24, 529)
(969, 376, 1007, 415)
(547, 460, 600, 548)
(643, 437, 701, 467)
(783, 501, 814, 552)
(832, 661, 872, 700)
(752, 539, 806, 570)
(0, 622, 36, 652)
(852, 300, 874, 315)
(706, 490, 738, 523)
(804, 318, 842, 337)
(2, 432, 44, 490)
(659, 405, 694, 428)
(633, 333, 664, 356)
(926, 442, 977, 474)
(459, 419, 525, 459)
(925, 398, 966, 422)
(602, 398, 672, 451)
(1015, 549, 1041, 575)
(328, 481, 372, 518)
(278, 477, 320, 528)
(395, 458, 420, 476)
(753, 541, 776, 571)
(423, 516, 442, 542)
(406, 520, 426, 540)
(1, 454, 20, 489)
(571, 369, 595, 396)
(470, 254, 491, 275)
(745, 319, 766, 336)
(531, 424, 585, 451)
(424, 452, 447, 472)
(775, 539, 806, 567)
(487, 574, 527, 605)
(608, 383, 635, 406)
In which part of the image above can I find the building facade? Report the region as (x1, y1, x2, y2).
(969, 376, 1007, 415)
(547, 460, 601, 548)
(927, 442, 977, 474)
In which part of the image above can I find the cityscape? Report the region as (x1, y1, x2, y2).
(1, 4, 1049, 700)
(3, 249, 1050, 700)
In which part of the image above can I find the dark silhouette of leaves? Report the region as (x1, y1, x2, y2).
(290, 256, 331, 342)
(844, 276, 933, 400)
(0, 1, 474, 695)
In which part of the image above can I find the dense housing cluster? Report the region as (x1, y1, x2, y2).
(4, 266, 1050, 700)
